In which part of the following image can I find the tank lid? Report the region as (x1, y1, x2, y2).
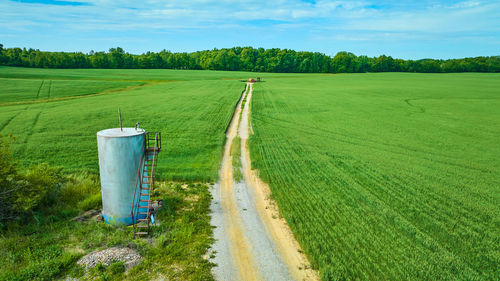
(97, 128, 145, 138)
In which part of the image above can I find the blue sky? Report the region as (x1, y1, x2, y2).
(1, 0, 499, 59)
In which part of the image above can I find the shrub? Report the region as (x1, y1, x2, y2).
(21, 163, 63, 209)
(0, 134, 19, 222)
(0, 134, 17, 186)
(0, 135, 63, 223)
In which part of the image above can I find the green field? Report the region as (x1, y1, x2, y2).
(249, 73, 500, 280)
(0, 67, 260, 181)
(0, 78, 144, 104)
(1, 67, 499, 280)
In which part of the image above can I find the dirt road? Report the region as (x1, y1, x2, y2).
(210, 83, 318, 281)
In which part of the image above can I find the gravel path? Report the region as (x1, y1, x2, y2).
(210, 83, 318, 281)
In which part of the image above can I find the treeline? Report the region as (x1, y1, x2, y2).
(0, 44, 499, 73)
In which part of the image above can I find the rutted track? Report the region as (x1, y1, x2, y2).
(210, 83, 318, 281)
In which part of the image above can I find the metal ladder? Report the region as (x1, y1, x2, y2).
(132, 132, 161, 237)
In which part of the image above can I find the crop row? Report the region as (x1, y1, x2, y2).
(0, 77, 242, 182)
(249, 74, 500, 280)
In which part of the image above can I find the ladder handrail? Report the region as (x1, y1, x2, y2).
(144, 132, 160, 218)
(147, 143, 157, 216)
(130, 138, 146, 226)
(132, 131, 161, 237)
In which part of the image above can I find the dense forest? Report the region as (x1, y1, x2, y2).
(0, 44, 499, 73)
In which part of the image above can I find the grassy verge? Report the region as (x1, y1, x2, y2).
(0, 177, 214, 281)
(232, 136, 242, 182)
(130, 182, 214, 280)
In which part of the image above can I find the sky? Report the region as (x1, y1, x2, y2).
(1, 0, 499, 59)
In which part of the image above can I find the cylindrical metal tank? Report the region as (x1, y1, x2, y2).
(97, 128, 145, 225)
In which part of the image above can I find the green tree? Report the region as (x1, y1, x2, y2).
(0, 45, 499, 73)
(332, 51, 357, 73)
(108, 47, 125, 68)
(0, 43, 7, 64)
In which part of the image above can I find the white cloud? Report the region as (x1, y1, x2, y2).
(0, 0, 499, 50)
(449, 1, 481, 9)
(341, 1, 500, 33)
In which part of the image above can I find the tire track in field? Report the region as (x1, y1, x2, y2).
(1, 79, 46, 133)
(404, 98, 426, 114)
(0, 103, 42, 154)
(19, 79, 51, 153)
(36, 80, 44, 99)
(0, 110, 24, 133)
(2, 80, 151, 154)
(0, 105, 30, 132)
(47, 80, 52, 99)
(18, 107, 44, 155)
(0, 81, 156, 107)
